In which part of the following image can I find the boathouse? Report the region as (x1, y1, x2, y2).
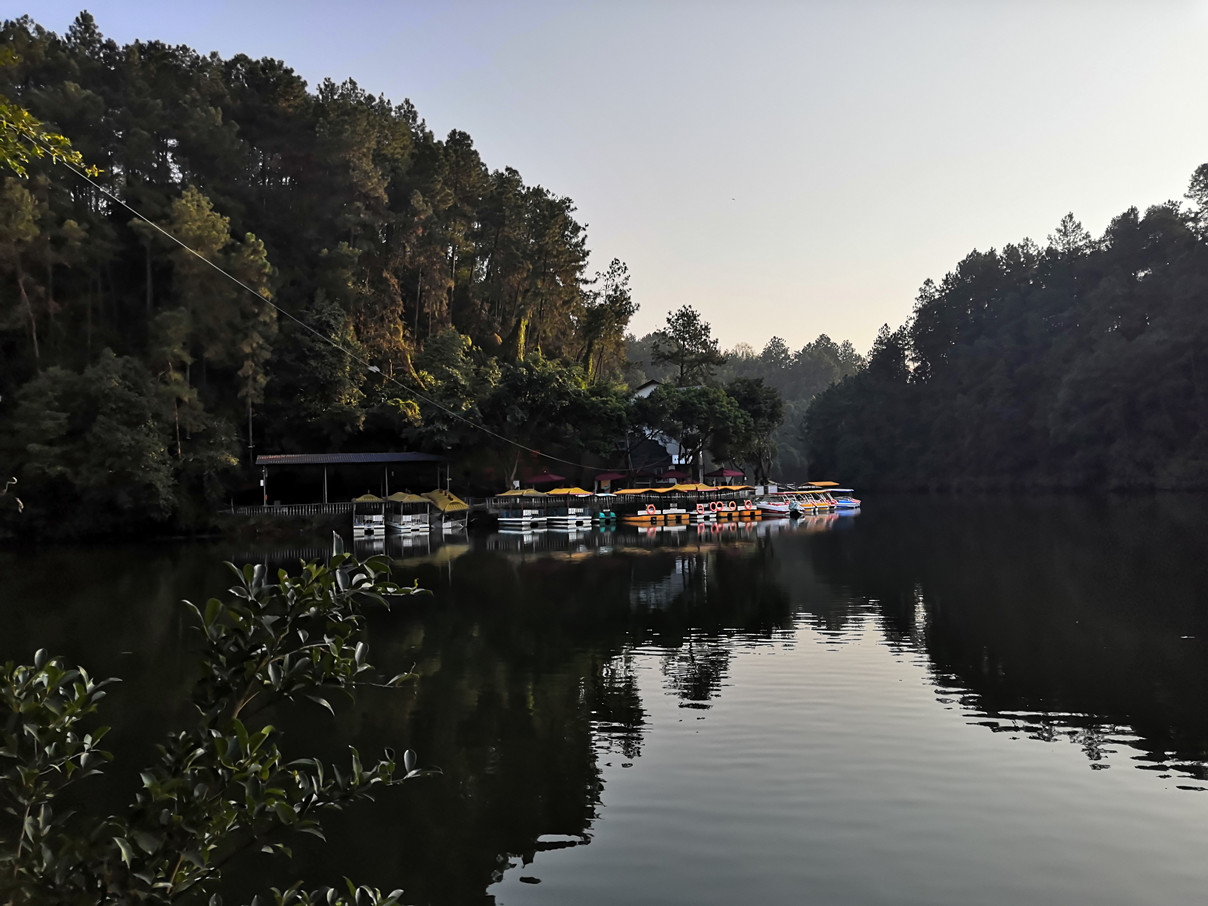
(254, 452, 451, 507)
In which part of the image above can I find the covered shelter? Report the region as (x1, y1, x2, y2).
(423, 489, 471, 531)
(255, 452, 450, 504)
(422, 489, 470, 514)
(385, 491, 430, 533)
(593, 471, 627, 493)
(704, 467, 746, 486)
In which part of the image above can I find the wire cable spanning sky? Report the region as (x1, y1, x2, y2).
(23, 0, 1208, 356)
(24, 135, 604, 471)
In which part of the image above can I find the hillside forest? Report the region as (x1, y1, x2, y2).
(4, 13, 1206, 540)
(0, 14, 871, 539)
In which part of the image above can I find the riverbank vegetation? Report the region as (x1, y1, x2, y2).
(0, 553, 431, 905)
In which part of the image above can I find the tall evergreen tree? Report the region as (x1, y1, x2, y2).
(650, 305, 726, 386)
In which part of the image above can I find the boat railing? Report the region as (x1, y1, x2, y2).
(227, 502, 355, 517)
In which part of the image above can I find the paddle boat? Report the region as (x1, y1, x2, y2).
(386, 491, 430, 534)
(756, 494, 801, 517)
(831, 488, 862, 510)
(620, 500, 690, 525)
(713, 498, 760, 520)
(545, 487, 594, 529)
(494, 488, 547, 530)
(351, 493, 386, 538)
(423, 489, 470, 532)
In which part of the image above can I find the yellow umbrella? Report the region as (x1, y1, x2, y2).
(546, 487, 593, 496)
(352, 493, 382, 502)
(498, 488, 547, 497)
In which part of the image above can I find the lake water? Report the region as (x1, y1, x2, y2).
(4, 497, 1208, 904)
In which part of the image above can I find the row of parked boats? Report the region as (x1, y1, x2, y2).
(754, 487, 861, 517)
(352, 490, 469, 537)
(489, 483, 860, 530)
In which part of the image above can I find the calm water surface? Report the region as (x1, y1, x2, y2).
(4, 497, 1208, 905)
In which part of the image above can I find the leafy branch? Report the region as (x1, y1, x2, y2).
(0, 553, 437, 906)
(0, 49, 98, 179)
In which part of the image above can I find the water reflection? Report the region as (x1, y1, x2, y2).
(662, 636, 732, 708)
(795, 497, 1208, 787)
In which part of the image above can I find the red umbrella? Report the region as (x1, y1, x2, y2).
(661, 468, 691, 480)
(594, 471, 627, 482)
(704, 467, 746, 478)
(529, 471, 567, 485)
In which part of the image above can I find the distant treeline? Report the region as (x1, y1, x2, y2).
(628, 332, 865, 477)
(805, 174, 1208, 491)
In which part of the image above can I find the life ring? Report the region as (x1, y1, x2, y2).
(744, 500, 754, 510)
(709, 501, 718, 512)
(646, 504, 656, 515)
(727, 500, 737, 511)
(696, 503, 705, 514)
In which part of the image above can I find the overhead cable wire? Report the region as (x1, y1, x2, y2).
(22, 131, 639, 473)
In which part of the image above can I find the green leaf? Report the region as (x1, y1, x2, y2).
(306, 695, 335, 716)
(231, 718, 249, 752)
(204, 598, 221, 630)
(114, 836, 133, 866)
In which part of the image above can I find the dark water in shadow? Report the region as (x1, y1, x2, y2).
(4, 497, 1208, 904)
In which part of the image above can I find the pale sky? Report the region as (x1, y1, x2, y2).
(20, 1, 1208, 356)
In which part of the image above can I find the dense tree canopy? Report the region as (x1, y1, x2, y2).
(628, 328, 863, 480)
(0, 13, 648, 535)
(804, 174, 1208, 491)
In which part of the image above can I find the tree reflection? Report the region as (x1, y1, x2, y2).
(587, 654, 646, 760)
(801, 496, 1208, 785)
(662, 638, 732, 707)
(239, 532, 794, 903)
